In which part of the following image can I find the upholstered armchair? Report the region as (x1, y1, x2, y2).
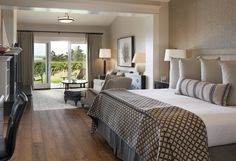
(81, 77, 132, 108)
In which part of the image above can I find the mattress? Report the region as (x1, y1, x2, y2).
(130, 89, 236, 147)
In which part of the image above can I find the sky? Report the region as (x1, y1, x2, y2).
(34, 41, 87, 57)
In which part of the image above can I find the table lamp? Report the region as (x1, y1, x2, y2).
(99, 49, 111, 75)
(132, 52, 146, 75)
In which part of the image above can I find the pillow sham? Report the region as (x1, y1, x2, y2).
(179, 59, 201, 80)
(220, 61, 236, 106)
(200, 57, 222, 83)
(169, 58, 180, 89)
(176, 78, 231, 106)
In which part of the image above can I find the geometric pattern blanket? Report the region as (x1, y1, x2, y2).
(88, 89, 210, 161)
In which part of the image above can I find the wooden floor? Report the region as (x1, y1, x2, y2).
(9, 99, 120, 161)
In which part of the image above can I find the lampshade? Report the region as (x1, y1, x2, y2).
(58, 13, 75, 23)
(164, 49, 186, 61)
(132, 52, 145, 63)
(99, 49, 111, 59)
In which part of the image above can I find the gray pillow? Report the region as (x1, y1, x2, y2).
(169, 58, 180, 89)
(200, 58, 222, 83)
(176, 78, 231, 106)
(179, 59, 201, 80)
(220, 61, 236, 106)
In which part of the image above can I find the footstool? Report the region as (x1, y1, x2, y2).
(64, 90, 82, 106)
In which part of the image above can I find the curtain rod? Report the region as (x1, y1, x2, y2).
(17, 30, 103, 35)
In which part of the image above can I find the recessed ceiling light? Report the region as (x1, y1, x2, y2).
(58, 13, 75, 23)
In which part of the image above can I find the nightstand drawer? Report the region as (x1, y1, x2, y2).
(154, 81, 169, 89)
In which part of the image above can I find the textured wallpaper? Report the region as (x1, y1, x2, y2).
(169, 0, 236, 50)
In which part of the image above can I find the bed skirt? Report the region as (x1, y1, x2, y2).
(97, 119, 236, 161)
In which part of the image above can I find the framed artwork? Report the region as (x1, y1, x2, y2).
(117, 36, 134, 67)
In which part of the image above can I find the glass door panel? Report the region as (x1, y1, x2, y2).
(50, 41, 69, 88)
(71, 43, 87, 80)
(33, 43, 50, 89)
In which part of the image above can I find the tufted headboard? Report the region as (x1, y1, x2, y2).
(190, 48, 236, 60)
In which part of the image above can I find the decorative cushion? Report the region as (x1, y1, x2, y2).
(116, 71, 125, 76)
(179, 59, 201, 80)
(200, 57, 222, 83)
(220, 61, 236, 106)
(101, 74, 123, 90)
(103, 77, 132, 90)
(169, 58, 180, 89)
(176, 78, 231, 106)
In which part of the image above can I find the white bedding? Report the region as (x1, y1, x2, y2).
(130, 89, 236, 147)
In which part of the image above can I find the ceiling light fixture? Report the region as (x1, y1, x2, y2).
(58, 13, 75, 23)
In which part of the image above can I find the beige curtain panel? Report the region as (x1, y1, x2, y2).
(87, 34, 102, 87)
(17, 31, 34, 86)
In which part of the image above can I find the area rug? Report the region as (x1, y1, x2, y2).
(33, 89, 79, 111)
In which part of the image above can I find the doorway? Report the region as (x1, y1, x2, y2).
(33, 33, 87, 89)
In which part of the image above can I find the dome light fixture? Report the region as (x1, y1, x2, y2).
(58, 13, 75, 23)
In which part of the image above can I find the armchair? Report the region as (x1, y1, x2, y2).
(81, 77, 132, 108)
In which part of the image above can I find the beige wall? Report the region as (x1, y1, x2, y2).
(109, 2, 169, 88)
(109, 16, 147, 73)
(170, 0, 236, 49)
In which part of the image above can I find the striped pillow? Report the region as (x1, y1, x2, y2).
(176, 78, 231, 106)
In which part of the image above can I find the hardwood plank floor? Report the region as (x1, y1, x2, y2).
(9, 98, 120, 161)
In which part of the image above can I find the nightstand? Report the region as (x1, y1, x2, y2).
(154, 81, 169, 89)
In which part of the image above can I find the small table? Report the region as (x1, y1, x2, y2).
(61, 80, 88, 90)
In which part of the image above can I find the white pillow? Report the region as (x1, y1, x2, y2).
(179, 59, 201, 80)
(169, 58, 180, 89)
(200, 58, 222, 83)
(220, 61, 236, 106)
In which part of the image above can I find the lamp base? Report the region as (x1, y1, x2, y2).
(135, 64, 145, 75)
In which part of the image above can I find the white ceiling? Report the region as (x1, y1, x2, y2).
(15, 0, 166, 26)
(17, 10, 117, 26)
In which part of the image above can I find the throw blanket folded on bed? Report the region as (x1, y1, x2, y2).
(88, 89, 210, 161)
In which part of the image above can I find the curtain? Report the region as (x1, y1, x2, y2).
(17, 31, 34, 86)
(87, 34, 102, 87)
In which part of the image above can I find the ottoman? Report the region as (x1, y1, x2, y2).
(64, 90, 82, 106)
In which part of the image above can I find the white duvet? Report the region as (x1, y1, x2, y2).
(130, 89, 236, 147)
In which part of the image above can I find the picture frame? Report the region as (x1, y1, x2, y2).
(117, 36, 134, 67)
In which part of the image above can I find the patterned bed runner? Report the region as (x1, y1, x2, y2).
(88, 89, 210, 161)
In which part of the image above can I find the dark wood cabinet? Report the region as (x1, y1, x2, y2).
(154, 81, 169, 89)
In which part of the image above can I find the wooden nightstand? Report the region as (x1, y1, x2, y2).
(154, 81, 169, 89)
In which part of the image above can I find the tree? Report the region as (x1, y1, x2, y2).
(51, 50, 68, 61)
(34, 61, 45, 83)
(71, 46, 86, 62)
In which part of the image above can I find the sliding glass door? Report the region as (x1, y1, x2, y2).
(33, 43, 50, 89)
(33, 33, 87, 89)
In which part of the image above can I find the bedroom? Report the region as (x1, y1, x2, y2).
(0, 0, 236, 161)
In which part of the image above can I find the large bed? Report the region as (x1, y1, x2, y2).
(88, 49, 236, 161)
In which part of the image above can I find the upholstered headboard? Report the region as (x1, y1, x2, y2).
(190, 48, 236, 60)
